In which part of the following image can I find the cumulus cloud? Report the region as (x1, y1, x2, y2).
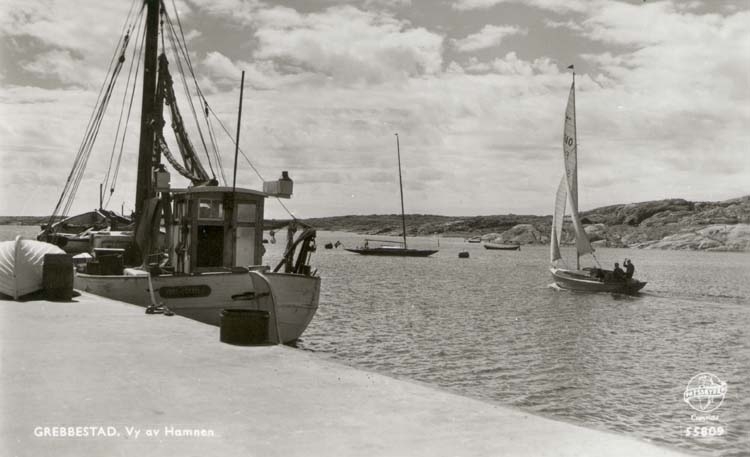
(452, 25, 526, 52)
(251, 5, 444, 84)
(1, 1, 748, 217)
(452, 0, 589, 13)
(0, 0, 135, 86)
(488, 52, 560, 76)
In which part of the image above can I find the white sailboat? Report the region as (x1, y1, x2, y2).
(549, 68, 646, 294)
(47, 0, 320, 343)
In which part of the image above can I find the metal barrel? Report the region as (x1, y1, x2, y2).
(220, 309, 270, 345)
(42, 254, 74, 301)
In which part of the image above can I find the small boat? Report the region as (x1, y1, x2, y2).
(37, 209, 133, 255)
(549, 68, 646, 294)
(483, 242, 520, 251)
(43, 0, 321, 343)
(346, 133, 438, 258)
(466, 237, 481, 243)
(0, 236, 65, 299)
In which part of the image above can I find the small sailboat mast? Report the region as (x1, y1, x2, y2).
(395, 133, 408, 250)
(570, 69, 579, 269)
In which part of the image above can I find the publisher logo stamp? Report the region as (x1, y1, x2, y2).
(684, 372, 727, 413)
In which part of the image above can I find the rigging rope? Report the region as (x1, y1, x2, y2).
(157, 53, 211, 183)
(161, 7, 216, 181)
(46, 1, 143, 229)
(47, 0, 145, 227)
(204, 100, 228, 185)
(48, 0, 298, 227)
(106, 11, 147, 209)
(166, 0, 223, 180)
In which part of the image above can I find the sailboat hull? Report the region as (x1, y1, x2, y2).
(75, 270, 320, 343)
(345, 248, 438, 257)
(550, 267, 646, 295)
(483, 243, 520, 251)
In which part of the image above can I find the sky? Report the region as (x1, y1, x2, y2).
(0, 0, 748, 219)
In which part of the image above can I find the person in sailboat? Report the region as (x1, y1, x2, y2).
(624, 259, 635, 279)
(612, 262, 626, 280)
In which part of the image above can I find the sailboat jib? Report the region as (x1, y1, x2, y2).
(565, 182, 594, 257)
(550, 175, 567, 264)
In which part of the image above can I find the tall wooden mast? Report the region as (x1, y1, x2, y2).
(135, 0, 161, 219)
(395, 133, 408, 249)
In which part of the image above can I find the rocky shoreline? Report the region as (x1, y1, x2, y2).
(302, 196, 750, 252)
(4, 195, 749, 252)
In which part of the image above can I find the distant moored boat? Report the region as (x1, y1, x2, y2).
(483, 242, 520, 251)
(346, 133, 438, 258)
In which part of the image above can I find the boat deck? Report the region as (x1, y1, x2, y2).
(1, 292, 685, 456)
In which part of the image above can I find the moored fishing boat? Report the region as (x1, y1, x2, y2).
(549, 67, 646, 294)
(45, 0, 320, 343)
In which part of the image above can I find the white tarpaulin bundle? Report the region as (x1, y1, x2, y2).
(0, 236, 65, 299)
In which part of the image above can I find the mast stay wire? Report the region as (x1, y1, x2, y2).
(105, 8, 148, 209)
(164, 0, 223, 185)
(204, 103, 298, 221)
(103, 4, 147, 207)
(166, 0, 225, 185)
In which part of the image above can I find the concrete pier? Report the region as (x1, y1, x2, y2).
(1, 292, 688, 456)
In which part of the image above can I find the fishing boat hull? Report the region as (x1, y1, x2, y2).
(345, 248, 438, 257)
(550, 267, 646, 294)
(483, 243, 521, 251)
(75, 269, 320, 343)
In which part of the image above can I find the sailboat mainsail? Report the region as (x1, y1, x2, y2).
(561, 79, 594, 262)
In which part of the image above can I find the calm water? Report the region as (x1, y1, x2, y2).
(4, 226, 749, 456)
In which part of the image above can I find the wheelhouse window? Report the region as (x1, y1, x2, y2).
(237, 203, 256, 223)
(198, 199, 223, 220)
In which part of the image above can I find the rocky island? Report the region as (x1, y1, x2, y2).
(301, 195, 750, 252)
